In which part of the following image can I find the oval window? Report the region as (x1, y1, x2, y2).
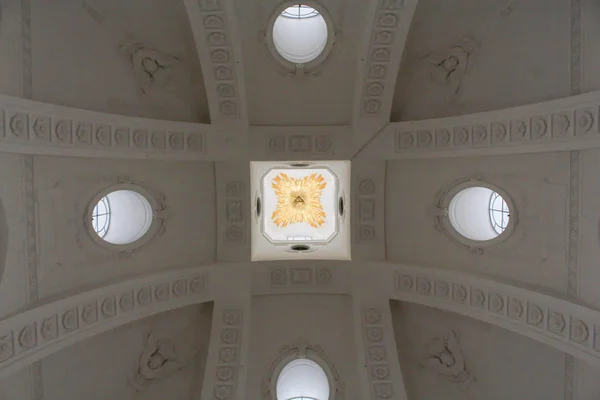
(276, 358, 330, 400)
(272, 5, 328, 64)
(91, 190, 153, 245)
(448, 187, 511, 241)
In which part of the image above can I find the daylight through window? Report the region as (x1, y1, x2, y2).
(90, 190, 153, 245)
(488, 191, 510, 235)
(276, 359, 330, 400)
(272, 4, 328, 64)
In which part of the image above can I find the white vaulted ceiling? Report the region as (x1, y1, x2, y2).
(0, 0, 599, 400)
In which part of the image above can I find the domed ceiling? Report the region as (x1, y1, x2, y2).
(0, 0, 600, 399)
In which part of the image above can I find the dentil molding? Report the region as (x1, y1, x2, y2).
(359, 91, 600, 159)
(4, 262, 600, 378)
(183, 0, 246, 123)
(0, 94, 210, 159)
(356, 0, 418, 120)
(210, 309, 244, 400)
(0, 267, 209, 379)
(361, 308, 397, 400)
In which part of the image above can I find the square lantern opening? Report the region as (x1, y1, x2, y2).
(251, 161, 351, 261)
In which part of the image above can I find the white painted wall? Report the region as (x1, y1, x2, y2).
(386, 152, 570, 293)
(392, 0, 570, 121)
(235, 0, 366, 125)
(245, 294, 361, 400)
(33, 156, 216, 298)
(40, 304, 211, 400)
(29, 0, 209, 122)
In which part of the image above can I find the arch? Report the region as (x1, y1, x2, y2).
(3, 262, 600, 380)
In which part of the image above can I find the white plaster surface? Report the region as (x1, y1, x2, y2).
(391, 301, 565, 400)
(246, 294, 361, 400)
(41, 304, 210, 400)
(30, 0, 209, 123)
(392, 0, 571, 121)
(386, 152, 570, 293)
(32, 156, 216, 298)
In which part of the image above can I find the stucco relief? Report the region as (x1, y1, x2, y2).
(422, 330, 473, 386)
(120, 41, 182, 96)
(131, 333, 186, 390)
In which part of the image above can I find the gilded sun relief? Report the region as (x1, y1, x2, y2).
(271, 172, 327, 228)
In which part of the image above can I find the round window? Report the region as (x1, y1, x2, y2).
(448, 186, 511, 241)
(90, 190, 153, 245)
(276, 359, 330, 400)
(267, 2, 334, 71)
(273, 5, 328, 64)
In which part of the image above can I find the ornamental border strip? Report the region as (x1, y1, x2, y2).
(0, 95, 207, 156)
(391, 92, 600, 154)
(393, 269, 600, 367)
(359, 0, 413, 118)
(0, 269, 209, 378)
(361, 308, 397, 400)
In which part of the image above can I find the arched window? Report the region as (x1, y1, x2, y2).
(272, 4, 328, 64)
(276, 359, 330, 400)
(90, 190, 153, 245)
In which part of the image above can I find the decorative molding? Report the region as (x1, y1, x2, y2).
(360, 91, 600, 159)
(358, 0, 414, 118)
(193, 0, 241, 118)
(0, 95, 209, 159)
(393, 268, 600, 367)
(0, 269, 209, 378)
(23, 155, 38, 303)
(565, 149, 581, 400)
(361, 308, 395, 400)
(355, 179, 377, 243)
(266, 134, 335, 156)
(268, 266, 333, 287)
(223, 181, 246, 244)
(571, 0, 582, 96)
(211, 309, 243, 400)
(4, 108, 204, 153)
(567, 151, 580, 298)
(31, 360, 43, 400)
(20, 0, 32, 99)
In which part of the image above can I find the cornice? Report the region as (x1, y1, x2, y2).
(2, 261, 600, 379)
(358, 90, 600, 159)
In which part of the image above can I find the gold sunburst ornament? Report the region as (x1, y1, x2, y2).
(271, 172, 327, 228)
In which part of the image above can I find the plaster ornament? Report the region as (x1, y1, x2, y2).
(131, 333, 185, 391)
(423, 330, 472, 385)
(426, 43, 472, 95)
(271, 173, 327, 228)
(120, 41, 181, 96)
